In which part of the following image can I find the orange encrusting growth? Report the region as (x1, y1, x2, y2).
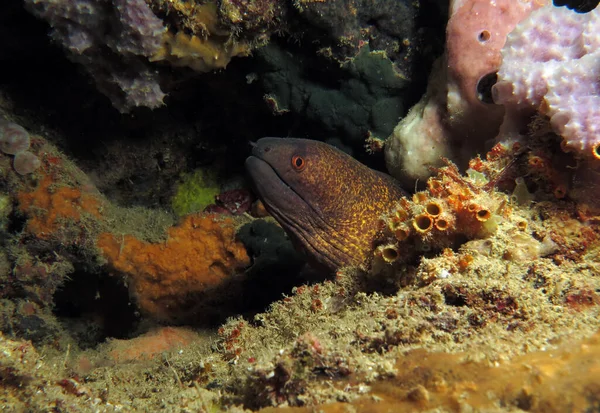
(374, 161, 508, 269)
(107, 327, 200, 363)
(97, 213, 250, 320)
(17, 174, 104, 237)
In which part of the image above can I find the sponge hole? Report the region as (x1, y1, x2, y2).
(477, 72, 498, 104)
(478, 30, 491, 42)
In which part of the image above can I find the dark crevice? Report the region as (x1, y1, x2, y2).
(53, 270, 139, 348)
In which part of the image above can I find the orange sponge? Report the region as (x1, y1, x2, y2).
(17, 174, 103, 238)
(97, 213, 250, 321)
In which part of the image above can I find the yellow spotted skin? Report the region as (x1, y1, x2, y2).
(245, 138, 407, 271)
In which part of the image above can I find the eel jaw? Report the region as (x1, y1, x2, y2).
(245, 156, 344, 271)
(245, 156, 306, 216)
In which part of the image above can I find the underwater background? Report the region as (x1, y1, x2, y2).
(1, 0, 599, 411)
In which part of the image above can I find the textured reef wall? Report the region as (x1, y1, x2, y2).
(23, 0, 445, 155)
(1, 0, 599, 412)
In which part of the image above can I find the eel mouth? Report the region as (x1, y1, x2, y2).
(245, 155, 304, 214)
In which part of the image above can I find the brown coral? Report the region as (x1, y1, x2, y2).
(97, 213, 250, 321)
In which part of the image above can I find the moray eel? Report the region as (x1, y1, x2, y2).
(245, 138, 407, 271)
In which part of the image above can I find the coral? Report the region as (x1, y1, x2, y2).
(259, 44, 410, 146)
(150, 30, 251, 72)
(24, 0, 169, 112)
(97, 213, 250, 321)
(147, 0, 259, 71)
(218, 0, 286, 35)
(7, 137, 168, 324)
(373, 160, 508, 269)
(445, 0, 545, 122)
(493, 4, 600, 160)
(385, 0, 546, 184)
(6, 134, 255, 334)
(6, 142, 108, 313)
(290, 0, 423, 77)
(0, 121, 40, 175)
(171, 169, 220, 217)
(113, 0, 165, 55)
(384, 59, 451, 185)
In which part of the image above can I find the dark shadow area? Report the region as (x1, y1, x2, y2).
(53, 271, 139, 348)
(553, 0, 599, 12)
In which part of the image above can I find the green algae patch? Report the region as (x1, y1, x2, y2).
(172, 169, 220, 217)
(0, 192, 11, 230)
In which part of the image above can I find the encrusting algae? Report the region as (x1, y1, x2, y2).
(17, 174, 104, 238)
(149, 1, 253, 72)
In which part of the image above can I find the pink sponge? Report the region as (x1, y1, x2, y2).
(494, 4, 600, 159)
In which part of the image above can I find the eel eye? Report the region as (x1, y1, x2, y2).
(291, 155, 306, 171)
